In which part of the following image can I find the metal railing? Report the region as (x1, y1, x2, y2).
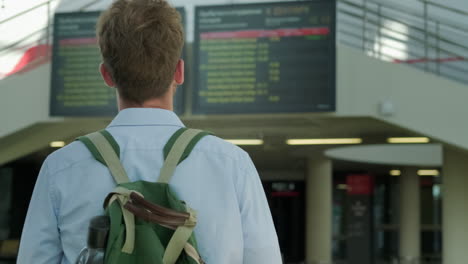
(0, 0, 104, 77)
(0, 0, 55, 77)
(0, 1, 54, 25)
(337, 0, 468, 85)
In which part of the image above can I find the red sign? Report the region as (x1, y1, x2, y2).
(59, 37, 97, 46)
(200, 27, 330, 40)
(347, 174, 374, 195)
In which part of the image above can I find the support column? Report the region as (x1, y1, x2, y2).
(306, 156, 332, 264)
(399, 167, 421, 264)
(443, 147, 468, 264)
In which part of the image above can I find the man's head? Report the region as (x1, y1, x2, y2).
(96, 0, 184, 106)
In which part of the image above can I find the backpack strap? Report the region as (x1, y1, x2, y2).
(158, 128, 210, 184)
(160, 128, 209, 263)
(163, 206, 198, 264)
(78, 130, 130, 184)
(163, 128, 211, 165)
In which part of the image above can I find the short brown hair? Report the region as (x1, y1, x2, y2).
(96, 0, 184, 104)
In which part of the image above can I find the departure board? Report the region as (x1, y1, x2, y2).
(193, 1, 336, 114)
(50, 9, 186, 117)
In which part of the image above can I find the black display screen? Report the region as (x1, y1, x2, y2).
(50, 9, 186, 117)
(193, 1, 336, 114)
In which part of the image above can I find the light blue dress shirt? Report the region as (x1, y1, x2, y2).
(17, 108, 282, 264)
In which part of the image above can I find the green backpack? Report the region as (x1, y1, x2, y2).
(78, 128, 210, 264)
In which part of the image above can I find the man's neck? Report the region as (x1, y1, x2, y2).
(118, 94, 174, 111)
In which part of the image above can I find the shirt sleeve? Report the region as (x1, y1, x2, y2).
(17, 159, 63, 264)
(236, 153, 283, 264)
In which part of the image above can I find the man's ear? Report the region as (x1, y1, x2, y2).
(174, 59, 184, 85)
(99, 63, 116, 88)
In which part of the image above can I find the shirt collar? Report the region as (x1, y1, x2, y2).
(107, 108, 185, 128)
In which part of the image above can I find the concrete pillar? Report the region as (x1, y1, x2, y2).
(306, 156, 332, 264)
(443, 147, 468, 264)
(399, 167, 420, 264)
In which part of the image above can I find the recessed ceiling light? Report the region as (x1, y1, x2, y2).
(286, 138, 363, 145)
(337, 184, 348, 190)
(50, 141, 66, 148)
(418, 169, 440, 176)
(387, 137, 430, 144)
(389, 169, 440, 176)
(225, 139, 264, 145)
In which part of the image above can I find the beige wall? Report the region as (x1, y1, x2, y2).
(336, 45, 468, 149)
(0, 63, 53, 139)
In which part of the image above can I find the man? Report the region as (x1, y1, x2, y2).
(17, 0, 282, 263)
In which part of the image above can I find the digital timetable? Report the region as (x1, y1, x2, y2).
(49, 9, 186, 117)
(193, 1, 336, 114)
